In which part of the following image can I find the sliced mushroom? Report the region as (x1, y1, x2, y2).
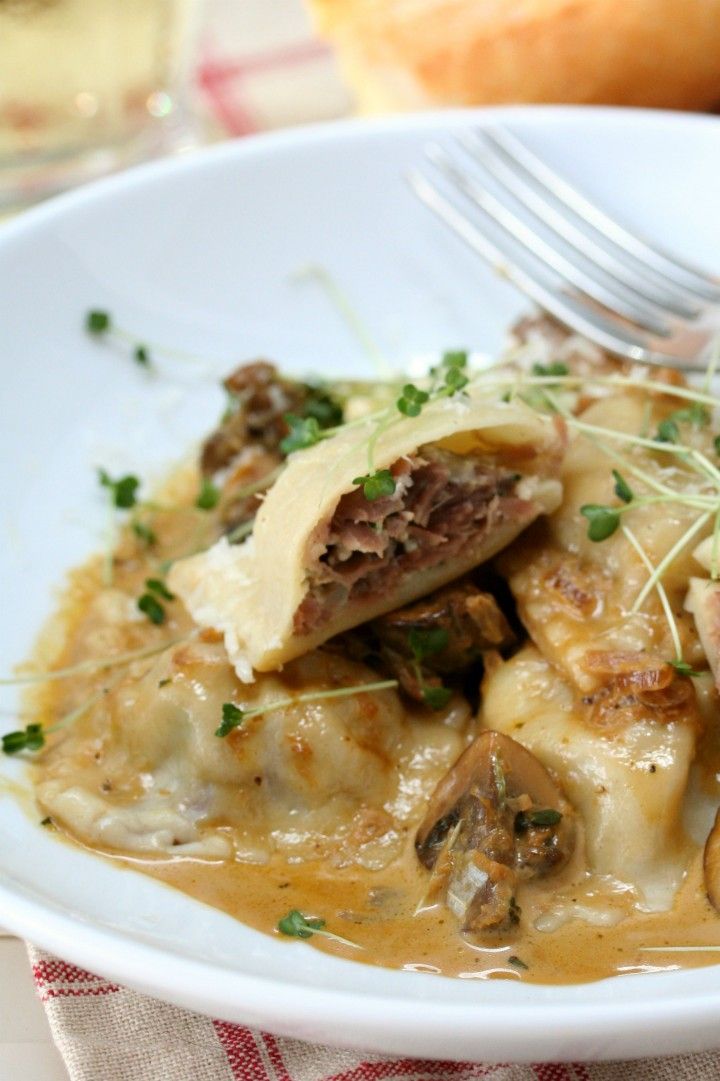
(338, 580, 514, 704)
(704, 807, 720, 912)
(416, 730, 575, 935)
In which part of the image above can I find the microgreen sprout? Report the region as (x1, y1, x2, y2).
(215, 680, 398, 739)
(196, 477, 221, 510)
(2, 724, 45, 755)
(98, 469, 140, 509)
(396, 384, 429, 417)
(655, 418, 680, 444)
(2, 676, 125, 756)
(668, 660, 703, 678)
(280, 414, 322, 455)
(0, 636, 191, 688)
(531, 361, 569, 379)
(216, 702, 245, 738)
(277, 909, 362, 950)
(580, 504, 620, 542)
(86, 310, 111, 335)
(612, 470, 633, 504)
(84, 310, 152, 368)
(408, 628, 452, 710)
(352, 469, 396, 501)
(137, 578, 175, 626)
(131, 520, 157, 547)
(515, 809, 563, 831)
(507, 955, 529, 970)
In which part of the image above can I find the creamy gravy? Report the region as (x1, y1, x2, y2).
(25, 460, 720, 985)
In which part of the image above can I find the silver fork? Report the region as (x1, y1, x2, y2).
(408, 127, 720, 370)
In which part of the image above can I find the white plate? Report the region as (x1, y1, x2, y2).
(2, 106, 720, 1064)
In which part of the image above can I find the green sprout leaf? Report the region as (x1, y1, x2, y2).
(422, 685, 453, 710)
(137, 593, 165, 625)
(668, 402, 710, 429)
(132, 520, 157, 546)
(397, 383, 430, 417)
(196, 477, 221, 510)
(668, 659, 703, 678)
(2, 723, 45, 755)
(133, 345, 151, 367)
(352, 469, 396, 501)
(714, 435, 720, 457)
(145, 578, 174, 601)
(98, 469, 140, 510)
(655, 418, 680, 444)
(86, 310, 111, 335)
(515, 808, 563, 832)
(580, 504, 620, 542)
(216, 702, 246, 738)
(408, 627, 449, 662)
(277, 909, 327, 939)
(280, 413, 322, 455)
(507, 955, 529, 970)
(612, 469, 633, 504)
(531, 361, 569, 378)
(443, 366, 469, 392)
(442, 350, 468, 369)
(303, 389, 343, 429)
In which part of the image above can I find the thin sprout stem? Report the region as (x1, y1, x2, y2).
(239, 680, 399, 722)
(703, 336, 720, 395)
(472, 371, 720, 411)
(712, 508, 720, 582)
(544, 389, 716, 503)
(45, 673, 125, 736)
(631, 512, 711, 615)
(293, 265, 390, 379)
(639, 946, 720, 953)
(0, 635, 192, 686)
(621, 525, 682, 660)
(311, 928, 363, 951)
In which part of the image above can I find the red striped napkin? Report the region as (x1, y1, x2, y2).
(30, 945, 720, 1081)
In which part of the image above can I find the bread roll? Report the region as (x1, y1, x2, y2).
(308, 0, 720, 113)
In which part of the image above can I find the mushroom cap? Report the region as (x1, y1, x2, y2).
(416, 730, 573, 867)
(415, 730, 575, 934)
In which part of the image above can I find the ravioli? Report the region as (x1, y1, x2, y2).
(169, 387, 564, 680)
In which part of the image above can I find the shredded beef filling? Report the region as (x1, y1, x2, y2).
(293, 446, 528, 636)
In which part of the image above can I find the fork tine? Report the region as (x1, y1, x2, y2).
(484, 127, 720, 303)
(426, 144, 672, 337)
(460, 130, 701, 321)
(407, 167, 696, 368)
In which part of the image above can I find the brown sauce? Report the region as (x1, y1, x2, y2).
(24, 462, 720, 986)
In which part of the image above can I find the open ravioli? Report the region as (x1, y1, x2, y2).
(169, 387, 563, 680)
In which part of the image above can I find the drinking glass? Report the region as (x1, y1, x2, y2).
(0, 0, 205, 209)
